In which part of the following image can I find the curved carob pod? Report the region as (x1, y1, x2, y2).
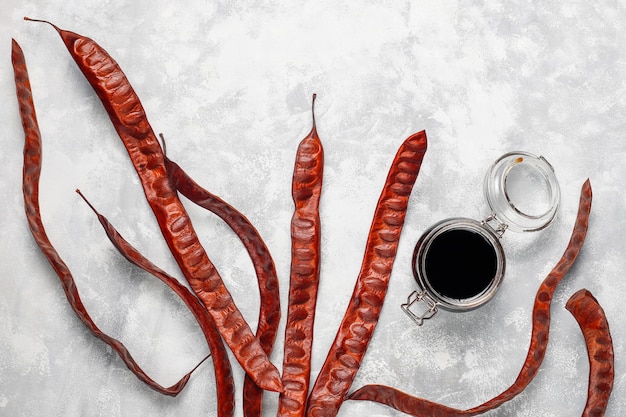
(566, 289, 614, 417)
(26, 18, 282, 392)
(348, 286, 613, 417)
(76, 190, 235, 417)
(162, 149, 281, 417)
(464, 179, 593, 414)
(305, 130, 427, 417)
(13, 39, 198, 397)
(277, 94, 324, 417)
(348, 180, 593, 416)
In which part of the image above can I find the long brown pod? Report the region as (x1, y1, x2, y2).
(464, 179, 593, 413)
(350, 385, 463, 417)
(12, 38, 197, 397)
(566, 289, 614, 417)
(164, 154, 281, 354)
(305, 130, 427, 417)
(162, 145, 281, 417)
(277, 94, 324, 417)
(26, 18, 282, 392)
(76, 190, 235, 417)
(348, 179, 593, 416)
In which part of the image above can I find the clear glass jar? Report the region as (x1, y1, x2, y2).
(402, 151, 561, 326)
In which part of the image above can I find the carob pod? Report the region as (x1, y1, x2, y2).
(77, 190, 235, 416)
(13, 39, 198, 397)
(277, 94, 324, 417)
(306, 130, 427, 417)
(26, 18, 282, 392)
(566, 289, 614, 417)
(163, 150, 280, 416)
(464, 179, 593, 414)
(348, 180, 593, 416)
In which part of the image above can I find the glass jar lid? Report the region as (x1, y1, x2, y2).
(483, 151, 560, 233)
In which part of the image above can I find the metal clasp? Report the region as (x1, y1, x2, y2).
(482, 213, 508, 238)
(401, 290, 438, 326)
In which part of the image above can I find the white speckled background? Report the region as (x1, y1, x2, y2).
(1, 1, 624, 416)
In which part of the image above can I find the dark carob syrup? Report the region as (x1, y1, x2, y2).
(424, 228, 498, 300)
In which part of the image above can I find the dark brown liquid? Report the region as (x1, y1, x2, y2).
(424, 229, 498, 300)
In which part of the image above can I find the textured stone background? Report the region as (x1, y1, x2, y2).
(1, 1, 624, 416)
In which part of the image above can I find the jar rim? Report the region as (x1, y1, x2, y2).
(412, 218, 506, 311)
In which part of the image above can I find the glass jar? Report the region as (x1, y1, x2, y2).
(401, 151, 561, 326)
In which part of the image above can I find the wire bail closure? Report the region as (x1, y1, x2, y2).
(482, 213, 508, 238)
(401, 290, 438, 326)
